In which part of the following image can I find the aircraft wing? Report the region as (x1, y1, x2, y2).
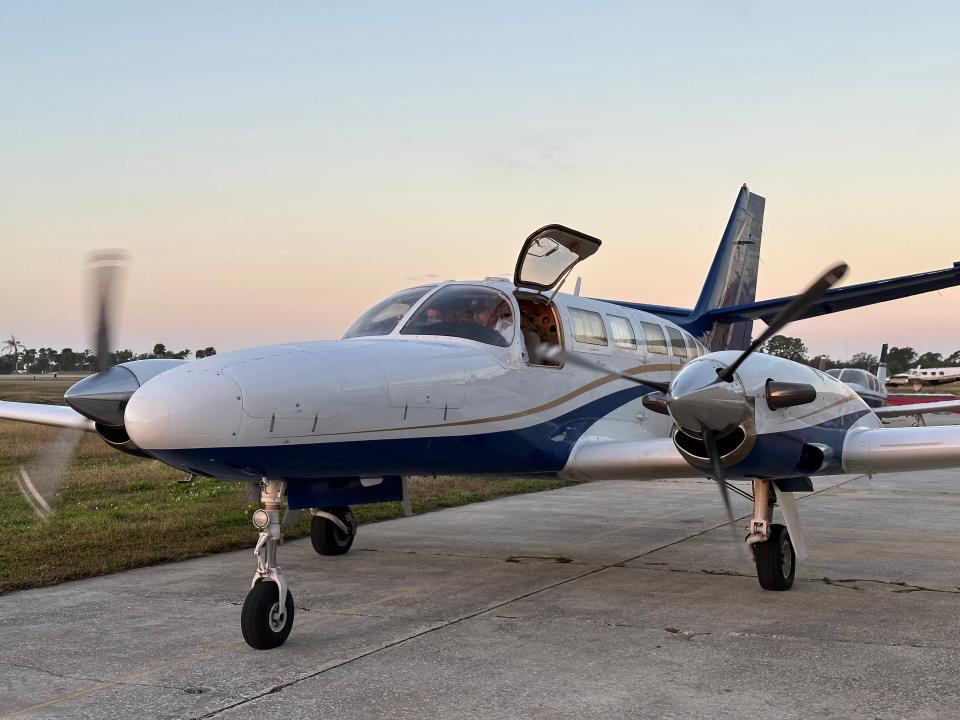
(843, 425, 960, 474)
(875, 399, 960, 419)
(0, 400, 95, 431)
(562, 437, 695, 481)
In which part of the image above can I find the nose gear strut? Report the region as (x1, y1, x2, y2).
(241, 478, 295, 649)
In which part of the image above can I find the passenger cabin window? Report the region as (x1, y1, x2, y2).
(569, 308, 608, 346)
(666, 327, 687, 359)
(608, 315, 637, 350)
(400, 285, 515, 347)
(343, 286, 434, 338)
(640, 321, 668, 355)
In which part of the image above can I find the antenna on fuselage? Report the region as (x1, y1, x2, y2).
(573, 277, 582, 296)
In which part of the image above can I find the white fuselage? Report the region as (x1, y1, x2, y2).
(122, 280, 876, 483)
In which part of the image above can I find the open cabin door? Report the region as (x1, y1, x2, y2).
(514, 225, 602, 293)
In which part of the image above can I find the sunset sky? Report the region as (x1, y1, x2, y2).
(3, 2, 959, 360)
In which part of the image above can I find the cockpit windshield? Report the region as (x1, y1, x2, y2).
(342, 286, 433, 339)
(401, 285, 515, 347)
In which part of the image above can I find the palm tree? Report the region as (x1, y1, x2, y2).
(2, 334, 26, 373)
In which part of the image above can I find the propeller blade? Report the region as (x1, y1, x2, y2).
(718, 262, 848, 382)
(541, 345, 670, 393)
(88, 250, 129, 373)
(15, 428, 85, 521)
(701, 429, 736, 526)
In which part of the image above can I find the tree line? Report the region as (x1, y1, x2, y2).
(1, 335, 217, 374)
(5, 331, 957, 377)
(760, 335, 960, 376)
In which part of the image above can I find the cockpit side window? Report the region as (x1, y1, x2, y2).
(343, 286, 434, 339)
(400, 285, 515, 347)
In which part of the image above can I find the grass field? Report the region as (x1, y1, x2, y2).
(0, 379, 573, 593)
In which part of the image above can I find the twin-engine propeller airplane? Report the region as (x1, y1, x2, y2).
(4, 185, 960, 650)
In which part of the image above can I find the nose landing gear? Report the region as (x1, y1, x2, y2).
(242, 479, 295, 650)
(746, 479, 796, 591)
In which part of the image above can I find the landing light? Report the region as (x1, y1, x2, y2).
(252, 509, 270, 530)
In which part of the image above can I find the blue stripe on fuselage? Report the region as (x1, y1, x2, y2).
(146, 385, 654, 481)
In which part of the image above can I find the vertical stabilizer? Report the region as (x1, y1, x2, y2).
(877, 343, 889, 386)
(693, 185, 765, 351)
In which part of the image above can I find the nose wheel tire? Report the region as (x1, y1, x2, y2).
(311, 506, 357, 556)
(753, 523, 795, 591)
(241, 581, 295, 650)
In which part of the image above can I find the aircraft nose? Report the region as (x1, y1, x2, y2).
(125, 368, 243, 450)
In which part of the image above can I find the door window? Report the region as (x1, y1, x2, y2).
(515, 225, 602, 291)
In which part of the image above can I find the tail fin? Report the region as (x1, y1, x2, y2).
(594, 185, 765, 350)
(876, 343, 888, 385)
(597, 185, 960, 352)
(692, 184, 764, 350)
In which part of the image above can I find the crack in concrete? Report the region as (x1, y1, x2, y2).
(2, 661, 188, 692)
(623, 563, 960, 595)
(490, 613, 949, 651)
(829, 578, 960, 594)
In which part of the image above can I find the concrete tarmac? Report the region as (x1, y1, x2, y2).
(3, 468, 960, 719)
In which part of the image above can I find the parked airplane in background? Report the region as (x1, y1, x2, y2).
(902, 365, 960, 391)
(825, 344, 888, 408)
(826, 344, 960, 423)
(4, 186, 960, 650)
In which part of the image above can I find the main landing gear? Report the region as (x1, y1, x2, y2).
(310, 506, 357, 556)
(241, 481, 360, 650)
(745, 479, 796, 591)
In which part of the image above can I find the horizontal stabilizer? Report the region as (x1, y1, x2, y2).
(0, 401, 95, 431)
(708, 262, 960, 325)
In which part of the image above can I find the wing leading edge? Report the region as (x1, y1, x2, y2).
(843, 425, 960, 474)
(0, 400, 95, 431)
(562, 437, 695, 481)
(874, 399, 960, 420)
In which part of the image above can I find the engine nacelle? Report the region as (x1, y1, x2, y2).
(64, 359, 187, 456)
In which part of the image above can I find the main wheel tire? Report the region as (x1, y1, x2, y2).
(753, 523, 795, 591)
(241, 581, 295, 650)
(310, 506, 356, 556)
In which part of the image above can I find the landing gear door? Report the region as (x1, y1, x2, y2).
(514, 225, 602, 293)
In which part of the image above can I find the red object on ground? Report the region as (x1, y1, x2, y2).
(886, 393, 960, 413)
